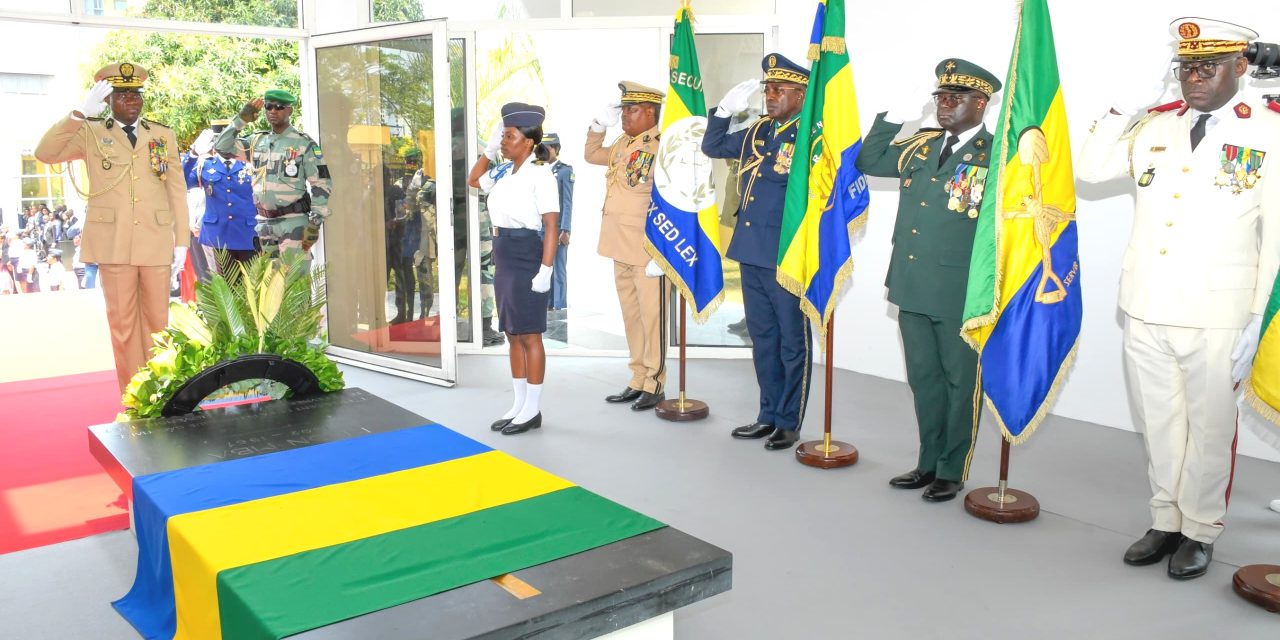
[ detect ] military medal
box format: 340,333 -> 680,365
774,142 -> 795,175
147,138 -> 168,180
285,162 -> 298,177
1216,144 -> 1266,192
946,163 -> 987,215
1138,166 -> 1155,187
967,208 -> 979,219
948,195 -> 962,210
101,159 -> 112,170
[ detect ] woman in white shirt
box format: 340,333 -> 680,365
467,102 -> 560,435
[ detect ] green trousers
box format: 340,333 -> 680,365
898,310 -> 981,482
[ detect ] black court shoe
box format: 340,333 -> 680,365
921,479 -> 963,502
490,418 -> 513,431
889,469 -> 936,490
631,390 -> 665,411
501,413 -> 542,435
1167,538 -> 1212,580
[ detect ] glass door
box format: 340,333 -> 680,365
308,21 -> 458,385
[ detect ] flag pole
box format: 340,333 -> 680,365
656,292 -> 709,421
796,313 -> 858,468
963,437 -> 1040,523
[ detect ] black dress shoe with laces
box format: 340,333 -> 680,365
1167,538 -> 1212,580
889,469 -> 936,489
921,479 -> 963,502
731,422 -> 775,439
605,387 -> 642,403
764,429 -> 800,450
490,418 -> 513,431
1123,529 -> 1183,566
501,413 -> 542,435
631,390 -> 664,411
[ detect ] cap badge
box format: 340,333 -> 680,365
945,60 -> 957,72
1178,22 -> 1201,39
120,62 -> 134,78
768,55 -> 777,69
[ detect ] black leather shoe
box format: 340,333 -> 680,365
631,390 -> 664,411
605,387 -> 642,403
727,318 -> 748,335
921,479 -> 963,502
764,429 -> 799,450
731,422 -> 775,439
1167,538 -> 1212,580
889,469 -> 936,489
501,413 -> 542,435
490,418 -> 513,431
1123,529 -> 1183,566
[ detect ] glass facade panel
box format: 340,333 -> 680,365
120,0 -> 299,28
573,0 -> 773,18
372,0 -> 559,24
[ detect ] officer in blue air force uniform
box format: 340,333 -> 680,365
543,132 -> 575,310
183,127 -> 257,273
703,53 -> 813,452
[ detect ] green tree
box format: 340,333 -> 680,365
372,0 -> 425,23
133,0 -> 298,28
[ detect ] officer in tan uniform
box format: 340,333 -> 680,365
585,81 -> 668,411
1079,17 -> 1280,580
35,63 -> 189,394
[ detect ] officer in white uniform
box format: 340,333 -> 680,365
1079,17 -> 1280,580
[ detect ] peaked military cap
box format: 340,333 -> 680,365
1170,17 -> 1257,60
542,132 -> 561,147
94,62 -> 147,90
934,58 -> 1001,97
263,89 -> 297,106
501,102 -> 546,128
618,81 -> 665,105
761,53 -> 809,86
209,118 -> 231,134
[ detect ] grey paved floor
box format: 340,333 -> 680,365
2,355 -> 1278,639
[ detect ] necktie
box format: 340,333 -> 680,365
1190,113 -> 1211,151
938,134 -> 960,167
225,159 -> 234,171
122,124 -> 136,147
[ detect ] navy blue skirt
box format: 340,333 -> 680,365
493,233 -> 548,335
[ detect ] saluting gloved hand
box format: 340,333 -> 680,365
1111,50 -> 1173,115
715,79 -> 759,118
590,102 -> 622,133
531,263 -> 553,293
75,80 -> 113,119
1232,313 -> 1264,384
484,121 -> 504,162
644,260 -> 664,278
190,130 -> 216,156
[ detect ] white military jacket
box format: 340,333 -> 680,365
1078,99 -> 1280,329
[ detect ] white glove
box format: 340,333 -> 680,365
191,130 -> 215,156
76,80 -> 113,119
1112,50 -> 1174,115
644,260 -> 664,278
171,246 -> 188,280
484,122 -> 503,162
1232,313 -> 1264,383
885,80 -> 936,124
531,263 -> 552,293
715,79 -> 759,118
590,102 -> 622,133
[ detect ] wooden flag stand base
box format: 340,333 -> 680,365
964,439 -> 1039,523
1233,565 -> 1280,613
656,294 -> 709,422
796,315 -> 858,469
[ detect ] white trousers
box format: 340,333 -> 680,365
1123,315 -> 1239,543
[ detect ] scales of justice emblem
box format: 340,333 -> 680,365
653,116 -> 716,214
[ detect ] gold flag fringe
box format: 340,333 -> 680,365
822,36 -> 846,55
807,44 -> 821,62
643,239 -> 726,324
1244,378 -> 1280,427
988,335 -> 1080,445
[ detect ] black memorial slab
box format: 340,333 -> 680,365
88,387 -> 733,640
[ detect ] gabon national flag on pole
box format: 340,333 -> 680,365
776,0 -> 870,332
645,1 -> 724,321
960,0 -> 1082,444
1245,275 -> 1280,426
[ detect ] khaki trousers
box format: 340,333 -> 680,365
1123,315 -> 1240,544
613,261 -> 667,393
100,264 -> 171,394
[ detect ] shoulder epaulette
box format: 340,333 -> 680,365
141,118 -> 169,129
890,128 -> 944,174
1147,100 -> 1188,116
86,116 -> 104,122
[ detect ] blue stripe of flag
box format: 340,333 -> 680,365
647,187 -> 723,313
804,139 -> 869,317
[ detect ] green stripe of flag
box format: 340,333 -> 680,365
216,487 -> 665,639
670,8 -> 705,115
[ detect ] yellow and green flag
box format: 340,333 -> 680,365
1245,275 -> 1280,425
776,0 -> 870,332
645,2 -> 724,320
961,0 -> 1081,444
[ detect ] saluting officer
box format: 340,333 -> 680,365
34,62 -> 189,394
214,89 -> 331,258
856,59 -> 1000,502
1079,17 -> 1280,580
585,82 -> 668,411
543,132 -> 575,311
703,53 -> 812,452
184,122 -> 257,274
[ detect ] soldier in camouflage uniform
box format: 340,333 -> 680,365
214,89 -> 331,257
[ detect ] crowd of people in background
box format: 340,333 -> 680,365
1,204 -> 96,294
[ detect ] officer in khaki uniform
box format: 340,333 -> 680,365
35,63 -> 189,394
856,59 -> 1000,501
1079,18 -> 1280,580
585,81 -> 668,411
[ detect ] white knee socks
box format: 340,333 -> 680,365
513,383 -> 542,423
503,378 -> 527,420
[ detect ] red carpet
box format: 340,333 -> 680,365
0,370 -> 129,554
348,315 -> 442,356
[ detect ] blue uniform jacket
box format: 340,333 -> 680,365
550,160 -> 574,233
701,113 -> 799,268
183,154 -> 258,251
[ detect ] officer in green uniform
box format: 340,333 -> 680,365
214,89 -> 331,258
855,59 -> 1001,502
